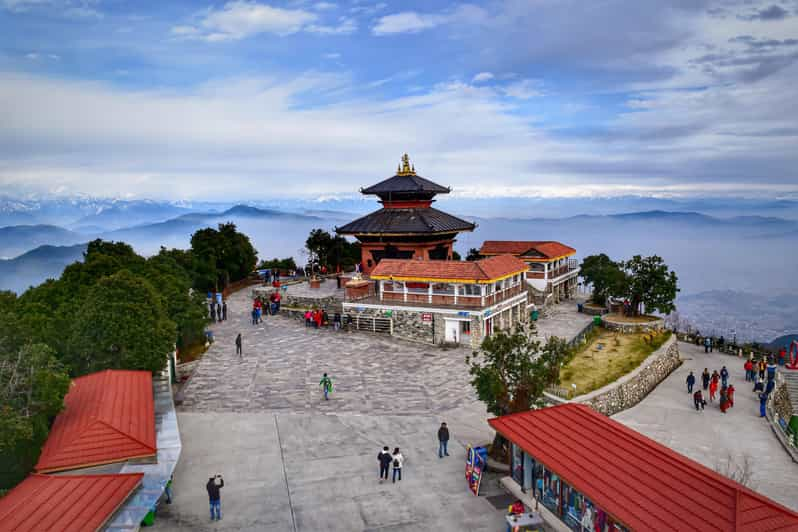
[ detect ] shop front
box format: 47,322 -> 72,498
489,403 -> 798,532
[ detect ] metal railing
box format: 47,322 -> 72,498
345,314 -> 393,334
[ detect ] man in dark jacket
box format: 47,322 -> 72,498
378,446 -> 392,482
686,371 -> 695,393
438,422 -> 450,458
720,366 -> 729,387
235,333 -> 242,357
206,475 -> 224,521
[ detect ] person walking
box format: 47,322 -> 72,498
235,333 -> 242,357
701,368 -> 710,391
251,307 -> 258,325
378,446 -> 392,482
704,337 -> 711,353
727,384 -> 735,408
216,302 -> 222,323
758,359 -> 766,380
709,377 -> 718,403
210,303 -> 217,322
758,391 -> 768,417
438,422 -> 450,458
686,371 -> 695,393
222,301 -> 228,321
320,373 -> 333,400
391,448 -> 404,483
767,358 -> 777,382
720,366 -> 729,388
164,474 -> 173,504
693,389 -> 705,411
744,359 -> 753,382
719,386 -> 729,414
333,312 -> 342,331
206,474 -> 224,521
305,310 -> 312,327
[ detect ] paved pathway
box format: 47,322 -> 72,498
532,298 -> 592,344
614,341 -> 798,511
157,289 -> 506,532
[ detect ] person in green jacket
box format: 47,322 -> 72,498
320,373 -> 333,400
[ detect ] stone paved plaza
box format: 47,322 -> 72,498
180,290 -> 481,415
157,289 -> 508,532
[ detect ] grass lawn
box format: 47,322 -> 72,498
558,327 -> 671,398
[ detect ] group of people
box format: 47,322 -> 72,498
377,447 -> 404,483
686,366 -> 736,413
209,298 -> 227,322
304,309 -> 346,330
687,355 -> 780,417
250,292 -> 281,324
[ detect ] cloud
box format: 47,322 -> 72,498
2,67 -> 796,200
307,16 -> 356,35
472,72 -> 494,83
173,1 -> 318,41
501,79 -> 542,99
738,4 -> 790,21
313,2 -> 336,10
323,52 -> 341,59
1,0 -> 101,17
372,4 -> 487,35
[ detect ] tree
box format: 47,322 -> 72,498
0,344 -> 70,489
66,270 -> 176,376
466,248 -> 482,261
466,325 -> 569,460
451,250 -> 462,261
624,255 -> 679,315
190,223 -> 258,290
258,257 -> 298,271
305,229 -> 360,271
579,254 -> 627,306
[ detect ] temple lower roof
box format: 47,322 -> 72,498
336,207 -> 476,236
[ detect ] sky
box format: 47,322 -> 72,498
1,0 -> 797,200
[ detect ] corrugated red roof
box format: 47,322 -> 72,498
36,370 -> 156,473
489,404 -> 798,532
0,473 -> 142,532
480,240 -> 576,260
370,255 -> 528,282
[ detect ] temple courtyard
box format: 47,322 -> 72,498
155,289 -> 798,531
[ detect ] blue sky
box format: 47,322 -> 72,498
1,0 -> 797,200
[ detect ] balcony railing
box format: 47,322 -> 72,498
526,259 -> 579,280
379,284 -> 524,309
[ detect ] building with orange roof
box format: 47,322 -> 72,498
36,369 -> 156,473
479,240 -> 579,304
0,473 -> 143,532
343,254 -> 529,347
489,403 -> 798,531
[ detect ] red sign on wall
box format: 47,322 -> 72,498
421,313 -> 433,322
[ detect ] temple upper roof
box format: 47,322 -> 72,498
361,154 -> 450,201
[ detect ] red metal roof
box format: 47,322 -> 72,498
479,240 -> 576,260
36,370 -> 156,473
370,255 -> 528,282
0,473 -> 142,532
489,404 -> 798,532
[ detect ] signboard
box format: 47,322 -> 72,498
457,311 -> 469,317
465,445 -> 487,496
421,313 -> 433,322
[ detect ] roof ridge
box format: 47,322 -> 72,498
93,418 -> 157,454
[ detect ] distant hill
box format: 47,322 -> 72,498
767,334 -> 798,350
0,243 -> 86,293
70,201 -> 196,231
0,224 -> 85,259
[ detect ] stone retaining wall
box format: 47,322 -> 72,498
601,316 -> 665,334
574,334 -> 681,416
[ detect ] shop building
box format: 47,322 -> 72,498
342,254 -> 529,348
479,240 -> 579,304
336,154 -> 475,274
489,403 -> 798,532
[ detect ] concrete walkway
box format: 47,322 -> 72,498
613,341 -> 798,511
155,289 -> 506,532
532,299 -> 592,344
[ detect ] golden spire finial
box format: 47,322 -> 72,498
397,153 -> 416,176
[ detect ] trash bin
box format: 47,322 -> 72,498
577,303 -> 584,313
531,310 -> 539,321
141,509 -> 155,527
790,415 -> 798,447
593,316 -> 602,326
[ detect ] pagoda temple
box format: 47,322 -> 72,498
336,154 -> 476,274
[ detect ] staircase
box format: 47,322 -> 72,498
782,370 -> 798,417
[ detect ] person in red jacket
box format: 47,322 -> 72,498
744,359 -> 753,382
727,384 -> 735,408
